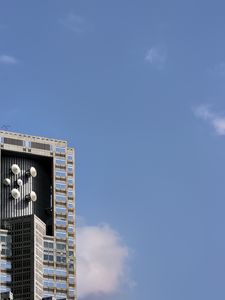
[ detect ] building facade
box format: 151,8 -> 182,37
0,130 -> 76,300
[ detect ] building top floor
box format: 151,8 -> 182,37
0,130 -> 74,157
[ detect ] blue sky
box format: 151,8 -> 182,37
1,1 -> 225,299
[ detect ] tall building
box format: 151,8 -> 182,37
0,130 -> 76,300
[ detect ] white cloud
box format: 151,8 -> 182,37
145,46 -> 167,69
212,118 -> 225,135
77,223 -> 131,299
0,55 -> 18,65
194,105 -> 225,136
59,13 -> 87,34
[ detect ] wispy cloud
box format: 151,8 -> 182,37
145,46 -> 167,69
77,222 -> 133,299
194,105 -> 225,136
0,55 -> 18,65
59,13 -> 88,34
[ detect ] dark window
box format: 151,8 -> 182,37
4,137 -> 23,146
31,141 -> 50,151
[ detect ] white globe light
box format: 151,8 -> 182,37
11,189 -> 20,200
3,178 -> 11,186
30,167 -> 37,178
11,164 -> 21,175
30,191 -> 37,202
25,191 -> 37,202
17,179 -> 23,187
26,167 -> 37,178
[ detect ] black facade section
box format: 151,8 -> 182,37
10,217 -> 34,299
0,150 -> 53,233
31,142 -> 50,151
2,215 -> 46,300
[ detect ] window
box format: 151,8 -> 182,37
67,165 -> 73,173
68,213 -> 74,221
55,147 -> 66,154
0,261 -> 11,269
43,293 -> 54,299
43,280 -> 55,288
56,281 -> 67,289
49,255 -> 54,261
0,235 -> 11,243
68,202 -> 74,209
0,274 -> 11,282
55,268 -> 67,277
68,154 -> 73,161
4,249 -> 11,256
56,170 -> 67,178
69,262 -> 74,270
56,194 -> 66,203
56,292 -> 67,298
44,254 -> 54,262
56,182 -> 67,190
55,159 -> 66,166
43,267 -> 54,275
44,241 -> 54,249
56,243 -> 66,251
56,206 -> 67,215
68,238 -> 74,246
68,190 -> 74,197
69,288 -> 75,296
56,255 -> 66,263
56,219 -> 67,227
69,276 -> 75,284
68,178 -> 74,185
56,231 -> 66,239
0,287 -> 11,293
68,226 -> 74,233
